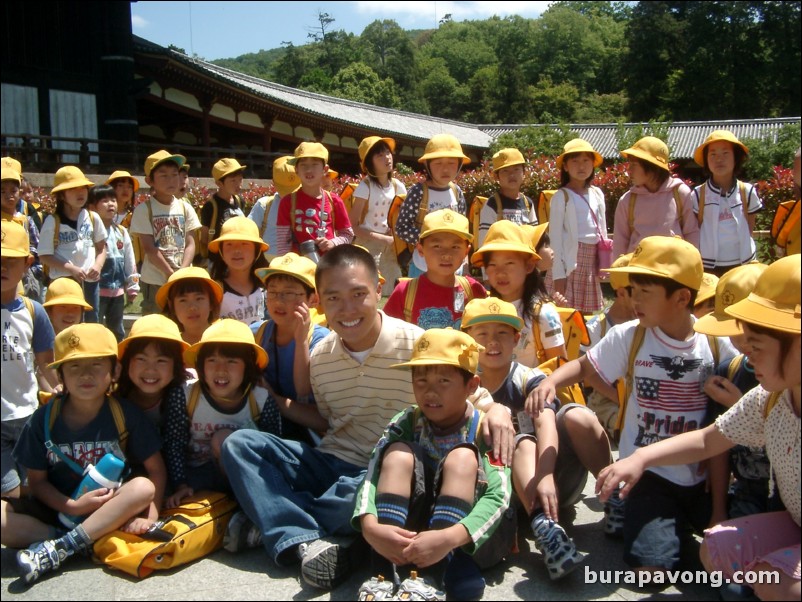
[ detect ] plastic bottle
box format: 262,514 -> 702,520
58,452 -> 126,528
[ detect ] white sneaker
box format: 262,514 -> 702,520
299,536 -> 352,589
223,511 -> 262,553
392,571 -> 445,601
531,514 -> 586,580
603,488 -> 625,538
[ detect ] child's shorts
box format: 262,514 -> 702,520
704,511 -> 801,580
623,471 -> 711,570
2,417 -> 29,494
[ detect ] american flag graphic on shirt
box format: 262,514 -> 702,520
635,375 -> 707,412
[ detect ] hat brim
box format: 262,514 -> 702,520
471,242 -> 539,267
603,265 -> 700,290
254,267 -> 315,290
391,357 -> 469,370
420,228 -> 473,244
155,277 -> 224,310
48,350 -> 116,370
693,313 -> 742,337
725,294 -> 801,334
214,166 -> 247,182
106,174 -> 140,192
556,151 -> 603,170
418,152 -> 471,165
183,340 -> 268,370
117,330 -> 190,359
207,233 -> 269,255
1,248 -> 30,258
361,138 -> 397,172
621,148 -> 669,172
461,314 -> 523,332
147,155 -> 186,177
51,177 -> 96,194
42,296 -> 93,310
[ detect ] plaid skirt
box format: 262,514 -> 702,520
566,242 -> 603,313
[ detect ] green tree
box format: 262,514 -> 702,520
328,63 -> 401,108
529,76 -> 580,122
488,123 -> 577,157
359,20 -> 416,87
615,120 -> 672,153
741,124 -> 801,181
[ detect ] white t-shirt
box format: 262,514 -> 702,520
219,287 -> 266,326
587,320 -> 736,486
38,209 -> 106,280
353,178 -> 406,234
130,197 -> 201,286
716,387 -> 800,526
410,187 -> 459,273
512,298 -> 565,369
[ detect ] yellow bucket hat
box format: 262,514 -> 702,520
42,277 -> 92,309
695,273 -> 720,307
621,136 -> 670,172
207,216 -> 269,255
393,328 -> 483,373
184,318 -> 268,369
2,157 -> 22,173
255,252 -> 317,290
608,253 -> 633,290
604,236 -> 703,290
693,130 -> 749,167
526,223 -> 550,252
418,134 -> 470,165
358,136 -> 396,173
326,170 -> 339,180
556,139 -> 603,170
49,323 -> 118,369
288,142 -> 328,165
725,255 -> 800,334
51,166 -> 95,194
272,156 -> 301,198
694,263 -> 769,337
472,220 -> 539,267
1,219 -> 30,257
117,314 -> 190,359
419,209 -> 472,243
1,167 -> 21,185
105,170 -> 140,192
212,158 -> 247,182
492,148 -> 526,172
461,297 -> 524,332
155,266 -> 225,310
144,150 -> 186,178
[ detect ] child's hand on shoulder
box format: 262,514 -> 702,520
703,375 -> 741,408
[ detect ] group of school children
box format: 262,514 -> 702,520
0,131 -> 799,602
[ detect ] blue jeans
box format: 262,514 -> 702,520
221,430 -> 366,565
98,295 -> 125,341
83,280 -> 100,323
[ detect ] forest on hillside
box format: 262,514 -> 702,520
202,1 -> 801,125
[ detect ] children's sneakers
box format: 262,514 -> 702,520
223,511 -> 262,553
298,536 -> 353,589
392,570 -> 445,601
603,488 -> 625,538
358,574 -> 397,601
17,540 -> 66,584
531,513 -> 586,580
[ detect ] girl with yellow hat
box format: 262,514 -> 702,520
163,319 -> 281,508
597,255 -> 801,601
106,170 -> 140,231
208,216 -> 269,326
157,267 -> 223,345
349,136 -> 407,293
612,136 -> 699,260
690,130 -> 763,277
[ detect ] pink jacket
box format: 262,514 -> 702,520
612,177 -> 699,259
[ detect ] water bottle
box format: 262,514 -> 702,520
299,239 -> 320,264
58,452 -> 126,528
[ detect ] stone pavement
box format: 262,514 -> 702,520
2,462 -> 723,602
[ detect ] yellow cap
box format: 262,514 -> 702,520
695,273 -> 720,307
117,314 -> 189,359
393,328 -> 483,373
42,277 -> 93,309
207,216 -> 268,255
471,220 -> 539,267
155,266 -> 224,310
525,223 -> 550,252
556,139 -> 603,170
1,219 -> 30,257
621,136 -> 670,172
326,170 -> 339,180
50,166 -> 95,194
608,253 -> 633,290
288,142 -> 328,165
184,318 -> 268,369
105,170 -> 140,192
1,167 -> 21,185
418,134 -> 470,165
419,209 -> 472,242
212,158 -> 247,182
492,148 -> 525,172
724,255 -> 800,334
272,156 -> 302,198
693,130 -> 749,167
461,297 -> 523,332
694,263 -> 769,336
50,323 -> 118,369
358,136 -> 396,173
144,150 -> 186,178
604,236 -> 703,290
1,157 -> 22,173
255,252 -> 317,290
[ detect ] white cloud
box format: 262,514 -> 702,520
131,14 -> 148,30
352,0 -> 551,26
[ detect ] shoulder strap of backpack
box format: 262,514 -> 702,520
402,277 -> 417,324
417,185 -> 429,230
628,193 -> 637,231
322,190 -> 336,230
698,186 -> 706,228
455,276 -> 474,303
259,197 -> 274,238
493,192 -> 503,219
44,395 -> 84,475
52,213 -> 61,251
247,389 -> 259,421
108,396 -> 128,453
738,181 -> 747,210
22,295 -> 35,324
727,354 -> 745,382
531,300 -> 546,362
255,320 -> 269,347
764,391 -> 782,419
209,198 -> 219,239
673,187 -> 684,229
616,324 -> 647,438
707,334 -> 720,367
187,382 -> 201,420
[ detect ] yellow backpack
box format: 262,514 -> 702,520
530,302 -> 591,364
536,189 -> 566,224
469,192 -> 532,243
771,199 -> 801,256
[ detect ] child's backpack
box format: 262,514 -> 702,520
530,302 -> 591,364
770,199 -> 800,256
397,275 -> 476,324
341,179 -> 401,227
536,190 -> 560,224
92,490 -> 238,578
694,181 -> 747,228
468,192 -> 533,243
614,324 -> 720,440
196,195 -> 243,262
42,210 -> 102,284
537,356 -> 587,406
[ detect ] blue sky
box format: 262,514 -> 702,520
131,1 -> 551,61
